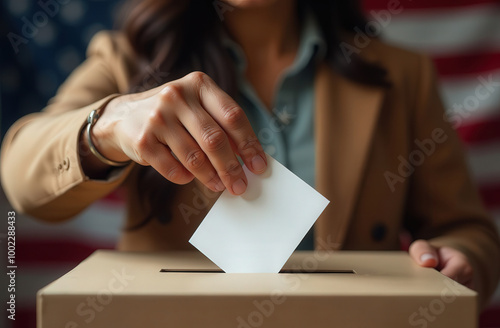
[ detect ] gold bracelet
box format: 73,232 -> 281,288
86,109 -> 131,167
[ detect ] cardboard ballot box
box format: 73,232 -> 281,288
37,251 -> 477,328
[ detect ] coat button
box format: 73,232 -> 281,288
63,158 -> 70,170
371,223 -> 387,242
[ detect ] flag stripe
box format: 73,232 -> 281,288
15,202 -> 124,242
479,183 -> 500,209
17,238 -> 113,265
367,4 -> 500,55
456,114 -> 500,145
364,0 -> 500,11
465,142 -> 500,184
439,69 -> 500,126
433,52 -> 500,77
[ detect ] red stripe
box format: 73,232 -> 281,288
12,307 -> 36,328
455,114 -> 500,145
363,0 -> 500,11
433,52 -> 500,77
16,238 -> 114,265
480,306 -> 500,326
478,183 -> 500,209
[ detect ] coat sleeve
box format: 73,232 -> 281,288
405,55 -> 500,309
0,32 -> 135,222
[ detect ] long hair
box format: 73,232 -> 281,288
120,0 -> 389,230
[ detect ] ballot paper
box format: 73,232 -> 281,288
189,154 -> 330,273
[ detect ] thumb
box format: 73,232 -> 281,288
408,239 -> 439,268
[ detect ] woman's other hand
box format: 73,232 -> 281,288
88,71 -> 267,195
409,239 -> 474,289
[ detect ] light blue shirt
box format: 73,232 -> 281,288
223,12 -> 326,250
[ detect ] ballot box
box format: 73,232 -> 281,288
37,250 -> 477,328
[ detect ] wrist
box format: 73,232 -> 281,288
91,97 -> 130,163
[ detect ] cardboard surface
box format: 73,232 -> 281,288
37,251 -> 477,328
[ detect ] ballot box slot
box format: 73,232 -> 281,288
280,269 -> 355,274
160,269 -> 355,274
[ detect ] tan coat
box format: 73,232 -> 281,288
1,32 -> 499,307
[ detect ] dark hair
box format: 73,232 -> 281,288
120,0 -> 389,230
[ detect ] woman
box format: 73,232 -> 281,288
1,0 -> 499,308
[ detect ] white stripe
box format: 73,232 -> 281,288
465,142 -> 500,185
16,201 -> 125,244
371,4 -> 500,55
439,69 -> 500,126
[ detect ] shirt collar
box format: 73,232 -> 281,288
221,10 -> 327,74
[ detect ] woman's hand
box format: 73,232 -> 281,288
90,71 -> 267,195
409,239 -> 474,289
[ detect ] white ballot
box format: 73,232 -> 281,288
189,154 -> 330,273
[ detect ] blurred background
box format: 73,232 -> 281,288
1,0 -> 499,327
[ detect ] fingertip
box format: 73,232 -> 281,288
409,239 -> 439,267
205,180 -> 225,193
214,180 -> 226,192
250,154 -> 267,174
231,178 -> 247,195
175,173 -> 195,185
419,253 -> 438,267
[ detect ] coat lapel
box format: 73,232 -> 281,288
314,63 -> 385,250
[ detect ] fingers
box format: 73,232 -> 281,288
182,113 -> 248,195
176,105 -> 248,195
439,255 -> 471,284
138,138 -> 194,185
131,71 -> 267,195
187,72 -> 267,174
158,120 -> 227,193
409,241 -> 474,289
408,239 -> 439,268
437,247 -> 474,287
158,83 -> 246,195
